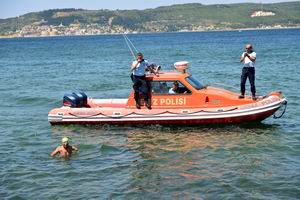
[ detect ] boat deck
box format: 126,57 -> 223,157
89,99 -> 128,108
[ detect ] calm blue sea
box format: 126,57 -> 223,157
0,29 -> 299,199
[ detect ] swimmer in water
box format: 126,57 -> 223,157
51,137 -> 78,158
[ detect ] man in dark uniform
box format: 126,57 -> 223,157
131,52 -> 151,109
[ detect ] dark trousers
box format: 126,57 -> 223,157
240,67 -> 256,96
132,75 -> 149,104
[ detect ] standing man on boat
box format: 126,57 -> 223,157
131,52 -> 151,109
239,44 -> 257,100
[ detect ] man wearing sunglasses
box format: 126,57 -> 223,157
239,44 -> 257,100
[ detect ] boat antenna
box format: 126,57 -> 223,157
123,33 -> 139,59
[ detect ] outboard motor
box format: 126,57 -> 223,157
63,91 -> 89,108
63,93 -> 80,107
72,91 -> 88,107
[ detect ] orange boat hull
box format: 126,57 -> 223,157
49,109 -> 278,125
48,94 -> 286,125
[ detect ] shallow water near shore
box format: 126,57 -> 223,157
0,29 -> 300,199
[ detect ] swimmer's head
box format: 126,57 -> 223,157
62,137 -> 69,144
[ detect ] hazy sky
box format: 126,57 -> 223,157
0,0 -> 297,19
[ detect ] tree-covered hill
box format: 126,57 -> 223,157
1,2 -> 299,36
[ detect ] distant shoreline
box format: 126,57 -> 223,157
1,26 -> 299,39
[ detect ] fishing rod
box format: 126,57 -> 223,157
124,33 -> 139,53
123,33 -> 139,59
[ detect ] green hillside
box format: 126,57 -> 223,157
1,2 -> 300,36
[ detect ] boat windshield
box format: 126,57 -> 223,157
186,76 -> 204,90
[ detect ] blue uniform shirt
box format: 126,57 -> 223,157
132,60 -> 149,76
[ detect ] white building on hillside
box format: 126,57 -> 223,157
251,10 -> 275,17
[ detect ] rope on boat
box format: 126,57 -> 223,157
67,107 -> 239,119
68,112 -> 104,118
273,100 -> 287,119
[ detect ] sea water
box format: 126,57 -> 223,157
0,29 -> 299,199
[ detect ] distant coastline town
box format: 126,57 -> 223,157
1,3 -> 300,38
2,23 -> 299,39
2,21 -> 299,39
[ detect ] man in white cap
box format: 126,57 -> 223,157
51,137 -> 78,158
